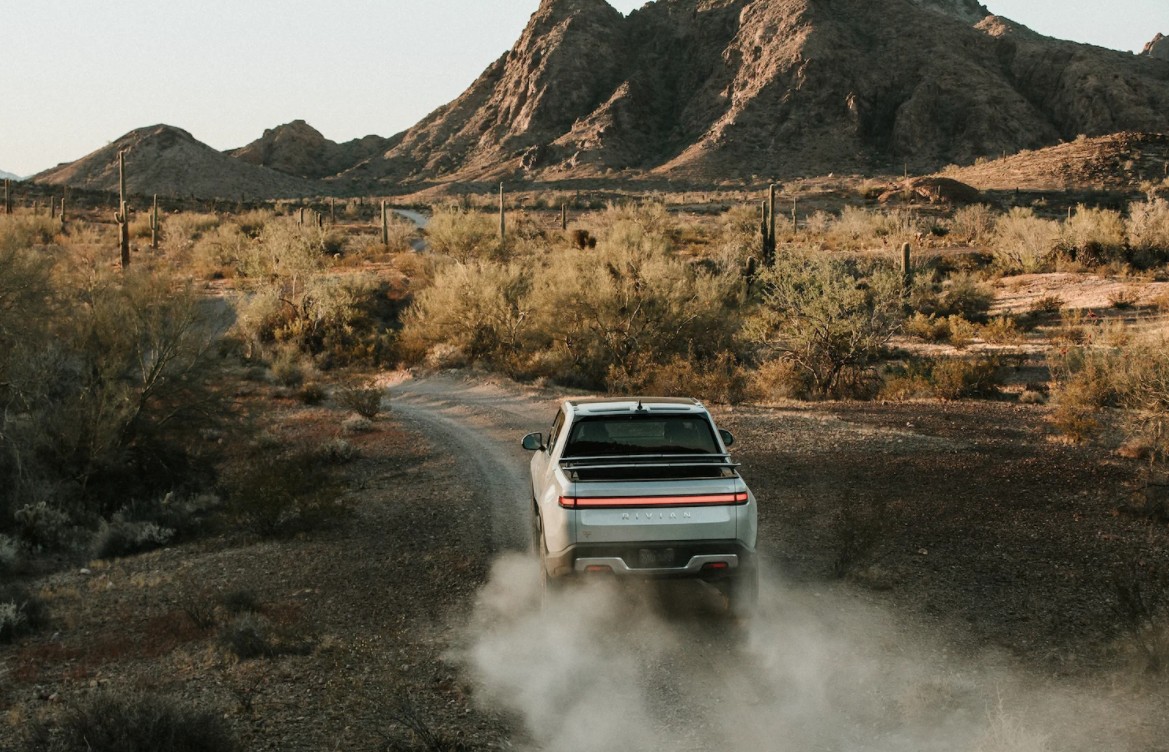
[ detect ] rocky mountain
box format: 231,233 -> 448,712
229,120 -> 397,180
1145,33 -> 1169,61
338,0 -> 1169,190
33,125 -> 316,200
0,170 -> 20,182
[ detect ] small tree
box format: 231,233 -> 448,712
747,253 -> 903,396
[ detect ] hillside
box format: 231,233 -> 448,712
0,170 -> 20,182
33,125 -> 317,200
229,120 -> 397,180
338,0 -> 1169,190
940,132 -> 1169,191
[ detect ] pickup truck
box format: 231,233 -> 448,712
522,397 -> 758,614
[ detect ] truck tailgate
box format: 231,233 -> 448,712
568,478 -> 744,544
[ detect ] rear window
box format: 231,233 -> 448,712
563,414 -> 720,457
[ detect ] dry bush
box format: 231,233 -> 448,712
881,356 -> 1003,400
746,253 -> 903,396
1029,295 -> 1065,314
904,312 -> 953,343
0,213 -> 59,252
237,216 -> 328,279
401,260 -> 534,373
948,203 -> 998,244
937,272 -> 994,321
1061,205 -> 1126,266
162,212 -> 220,255
0,584 -> 48,643
190,222 -> 250,278
747,357 -> 810,401
236,272 -> 397,368
24,691 -> 238,752
929,356 -> 1003,399
1109,286 -> 1142,310
225,448 -> 345,538
980,316 -> 1024,345
219,612 -> 315,660
1127,198 -> 1169,266
613,351 -> 747,405
530,239 -> 741,389
334,383 -> 384,418
234,208 -> 275,237
993,207 -> 1060,273
2,263 -> 231,527
425,205 -> 501,262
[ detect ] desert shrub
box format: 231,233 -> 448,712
24,692 -> 238,752
319,438 -> 359,464
0,214 -> 59,252
268,344 -> 307,387
593,200 -> 676,252
13,502 -> 78,550
746,253 -> 903,396
980,316 -> 1024,345
92,513 -> 175,559
425,205 -> 501,262
219,612 -> 314,660
236,217 -> 328,279
948,204 -> 997,244
1127,198 -> 1169,266
341,415 -> 374,435
298,381 -> 326,405
226,449 -> 343,537
904,312 -> 953,342
1030,295 -> 1065,314
1109,287 -> 1142,309
1061,205 -> 1126,266
0,534 -> 20,573
401,260 -> 534,372
530,242 -> 741,389
937,272 -> 994,321
993,207 -> 1060,273
881,356 -> 1003,400
929,356 -> 1003,399
334,384 -> 383,418
614,351 -> 747,404
234,208 -> 275,237
747,358 -> 811,401
237,273 -> 398,368
163,212 -> 220,255
190,223 -> 250,278
0,584 -> 48,643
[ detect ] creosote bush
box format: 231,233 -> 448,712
993,207 -> 1060,273
745,252 -> 903,397
25,692 -> 238,752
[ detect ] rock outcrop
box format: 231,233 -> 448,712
1144,33 -> 1169,61
229,120 -> 394,180
33,125 -> 315,199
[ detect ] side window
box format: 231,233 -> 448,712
547,410 -> 566,453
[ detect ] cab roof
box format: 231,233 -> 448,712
565,397 -> 707,416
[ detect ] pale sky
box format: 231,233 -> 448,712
2,0 -> 1166,177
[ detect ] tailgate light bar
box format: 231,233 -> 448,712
559,492 -> 748,509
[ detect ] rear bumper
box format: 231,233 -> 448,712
544,540 -> 756,579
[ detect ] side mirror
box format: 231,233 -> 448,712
522,432 -> 545,451
718,429 -> 735,448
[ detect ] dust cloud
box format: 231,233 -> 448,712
462,554 -> 1155,752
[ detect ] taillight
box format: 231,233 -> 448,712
584,565 -> 611,574
559,493 -> 749,509
702,561 -> 730,572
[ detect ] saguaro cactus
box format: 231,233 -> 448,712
2,179 -> 9,215
900,242 -> 913,288
561,203 -> 567,231
498,182 -> 506,242
380,200 -> 389,246
759,183 -> 777,267
329,197 -> 336,225
150,194 -> 160,249
114,150 -> 130,268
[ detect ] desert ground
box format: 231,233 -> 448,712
3,365 -> 1168,751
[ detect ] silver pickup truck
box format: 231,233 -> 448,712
522,397 -> 758,614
